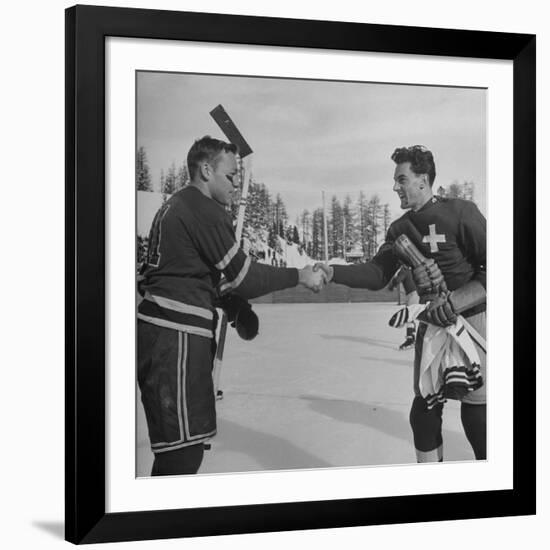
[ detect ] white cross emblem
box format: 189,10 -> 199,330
422,224 -> 446,252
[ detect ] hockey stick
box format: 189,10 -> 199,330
212,167 -> 252,398
209,105 -> 253,399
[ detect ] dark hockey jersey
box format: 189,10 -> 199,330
138,186 -> 297,337
333,197 -> 486,300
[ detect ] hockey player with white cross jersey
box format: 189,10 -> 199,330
316,145 -> 487,463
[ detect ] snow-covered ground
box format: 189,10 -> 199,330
136,303 -> 474,476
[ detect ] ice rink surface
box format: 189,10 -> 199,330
137,303 -> 474,476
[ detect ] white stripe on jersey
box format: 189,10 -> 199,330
144,293 -> 213,320
219,281 -> 232,294
215,241 -> 239,270
137,314 -> 213,338
229,256 -> 251,290
151,431 -> 217,452
176,332 -> 185,441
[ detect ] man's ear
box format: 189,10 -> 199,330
198,161 -> 211,181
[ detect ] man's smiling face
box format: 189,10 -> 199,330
393,162 -> 428,211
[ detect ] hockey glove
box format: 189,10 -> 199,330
412,258 -> 445,295
425,293 -> 457,327
218,294 -> 259,341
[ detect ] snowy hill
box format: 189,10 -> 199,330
248,234 -> 316,269
137,190 -> 164,237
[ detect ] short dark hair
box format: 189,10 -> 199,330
187,136 -> 238,180
391,145 -> 436,186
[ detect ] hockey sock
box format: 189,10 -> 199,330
406,323 -> 415,338
151,443 -> 205,476
461,403 -> 487,460
410,396 -> 443,462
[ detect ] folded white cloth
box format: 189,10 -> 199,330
389,304 -> 425,328
389,304 -> 484,407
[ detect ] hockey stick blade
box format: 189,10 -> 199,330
210,104 -> 253,158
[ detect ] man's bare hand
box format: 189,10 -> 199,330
313,262 -> 334,284
299,265 -> 326,293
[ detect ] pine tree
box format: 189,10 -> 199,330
463,181 -> 475,201
292,225 -> 300,245
331,195 -> 343,258
160,170 -> 166,202
300,209 -> 311,250
244,181 -> 270,234
447,180 -> 464,199
438,181 -> 476,203
382,203 -> 391,237
240,181 -> 271,257
176,163 -> 189,191
272,194 -> 288,237
311,208 -> 325,260
283,225 -> 290,243
367,195 -> 381,258
267,222 -> 278,251
357,190 -> 369,256
267,220 -> 282,256
343,194 -> 353,256
162,162 -> 178,196
136,146 -> 152,191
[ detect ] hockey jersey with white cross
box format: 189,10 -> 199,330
385,196 -> 486,291
332,197 -> 486,300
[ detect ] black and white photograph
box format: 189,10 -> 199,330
1,0 -> 541,547
135,71 -> 487,477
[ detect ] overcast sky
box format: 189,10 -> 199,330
137,71 -> 486,222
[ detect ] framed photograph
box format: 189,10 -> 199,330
65,5 -> 535,544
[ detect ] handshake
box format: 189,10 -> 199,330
298,263 -> 334,293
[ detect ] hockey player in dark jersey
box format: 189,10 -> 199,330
316,145 -> 486,463
138,136 -> 325,476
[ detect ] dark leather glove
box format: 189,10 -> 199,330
218,294 -> 259,341
412,259 -> 445,295
425,293 -> 457,327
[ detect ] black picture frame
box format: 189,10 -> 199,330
65,4 -> 536,544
